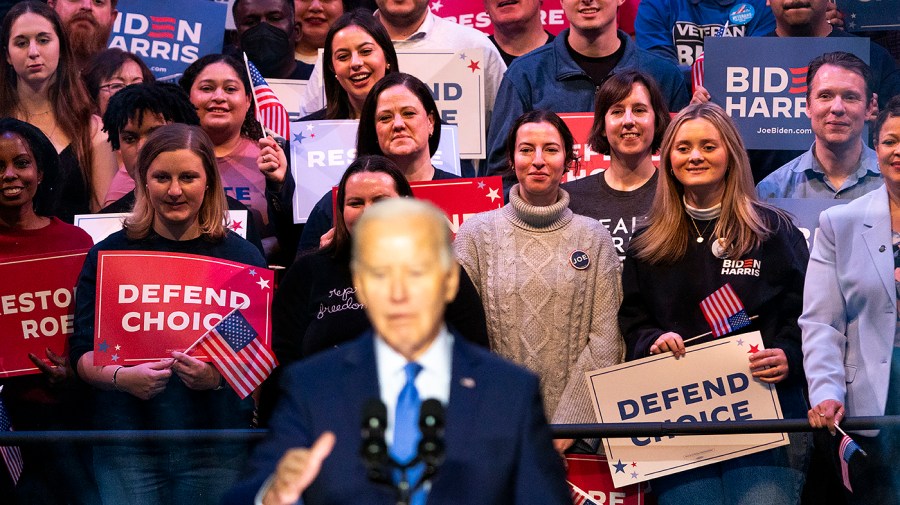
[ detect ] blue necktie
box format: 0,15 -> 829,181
392,362 -> 425,505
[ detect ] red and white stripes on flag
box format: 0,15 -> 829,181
198,310 -> 277,399
839,433 -> 863,492
244,57 -> 290,140
568,480 -> 597,505
0,394 -> 23,484
699,283 -> 750,337
691,53 -> 705,94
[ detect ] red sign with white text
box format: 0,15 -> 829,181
566,454 -> 653,504
0,250 -> 88,378
410,177 -> 505,237
94,251 -> 273,365
558,113 -> 612,184
434,0 -> 569,35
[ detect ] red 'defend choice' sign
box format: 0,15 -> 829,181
94,251 -> 273,366
566,454 -> 651,504
410,177 -> 505,237
0,250 -> 88,378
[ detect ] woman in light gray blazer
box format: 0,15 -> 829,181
800,95 -> 900,505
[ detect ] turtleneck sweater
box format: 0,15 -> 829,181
454,184 -> 625,426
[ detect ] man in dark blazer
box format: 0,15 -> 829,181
229,198 -> 570,505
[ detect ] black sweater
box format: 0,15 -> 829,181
618,209 -> 810,418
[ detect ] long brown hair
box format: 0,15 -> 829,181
125,124 -> 228,241
0,1 -> 96,207
630,103 -> 792,264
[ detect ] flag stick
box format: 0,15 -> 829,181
242,52 -> 267,141
835,425 -> 868,456
183,307 -> 240,355
682,315 -> 759,344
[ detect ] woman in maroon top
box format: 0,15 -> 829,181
0,117 -> 98,504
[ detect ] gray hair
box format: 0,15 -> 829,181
351,198 -> 453,271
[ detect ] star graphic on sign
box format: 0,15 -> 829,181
115,345 -> 121,351
748,344 -> 760,354
293,132 -> 306,143
736,338 -> 744,346
631,461 -> 637,467
851,13 -> 856,19
230,220 -> 243,232
98,340 -> 109,353
613,459 -> 627,473
476,180 -> 486,189
467,60 -> 480,72
631,471 -> 639,479
306,124 -> 315,131
311,133 -> 316,138
486,187 -> 500,202
458,52 -> 467,60
849,21 -> 856,29
111,354 -> 119,362
249,269 -> 257,276
257,277 -> 271,290
430,0 -> 443,12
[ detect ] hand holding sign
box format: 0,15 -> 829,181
650,332 -> 686,358
748,347 -> 789,383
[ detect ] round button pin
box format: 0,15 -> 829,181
570,250 -> 590,270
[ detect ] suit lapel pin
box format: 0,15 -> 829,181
880,245 -> 886,252
460,377 -> 475,388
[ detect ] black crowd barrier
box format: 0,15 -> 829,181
1,416 -> 899,445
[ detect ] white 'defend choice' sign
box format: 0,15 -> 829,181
397,49 -> 485,159
290,120 -> 460,223
586,331 -> 788,488
74,211 -> 249,244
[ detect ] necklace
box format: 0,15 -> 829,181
689,216 -> 713,243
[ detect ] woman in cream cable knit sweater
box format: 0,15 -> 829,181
454,110 -> 624,454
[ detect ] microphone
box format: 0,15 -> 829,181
418,399 -> 445,479
360,398 -> 391,484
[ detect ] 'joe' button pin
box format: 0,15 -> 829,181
570,250 -> 590,270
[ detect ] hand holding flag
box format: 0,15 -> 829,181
243,55 -> 290,141
685,283 -> 756,344
190,309 -> 277,399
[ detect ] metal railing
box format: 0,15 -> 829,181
1,416 -> 897,445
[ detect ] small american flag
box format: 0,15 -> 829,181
198,310 -> 277,399
839,433 -> 863,492
0,393 -> 23,484
700,283 -> 752,337
691,53 -> 704,94
245,57 -> 290,140
568,481 -> 597,505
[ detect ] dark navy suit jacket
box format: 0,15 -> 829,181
227,330 -> 570,504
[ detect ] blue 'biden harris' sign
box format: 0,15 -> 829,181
108,0 -> 227,81
837,0 -> 900,32
704,37 -> 869,150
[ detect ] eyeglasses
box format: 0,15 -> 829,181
99,79 -> 144,94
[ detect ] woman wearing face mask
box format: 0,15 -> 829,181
619,103 -> 810,505
69,124 -> 266,505
0,1 -> 117,222
562,70 -> 670,259
233,0 -> 313,80
454,109 -> 624,455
